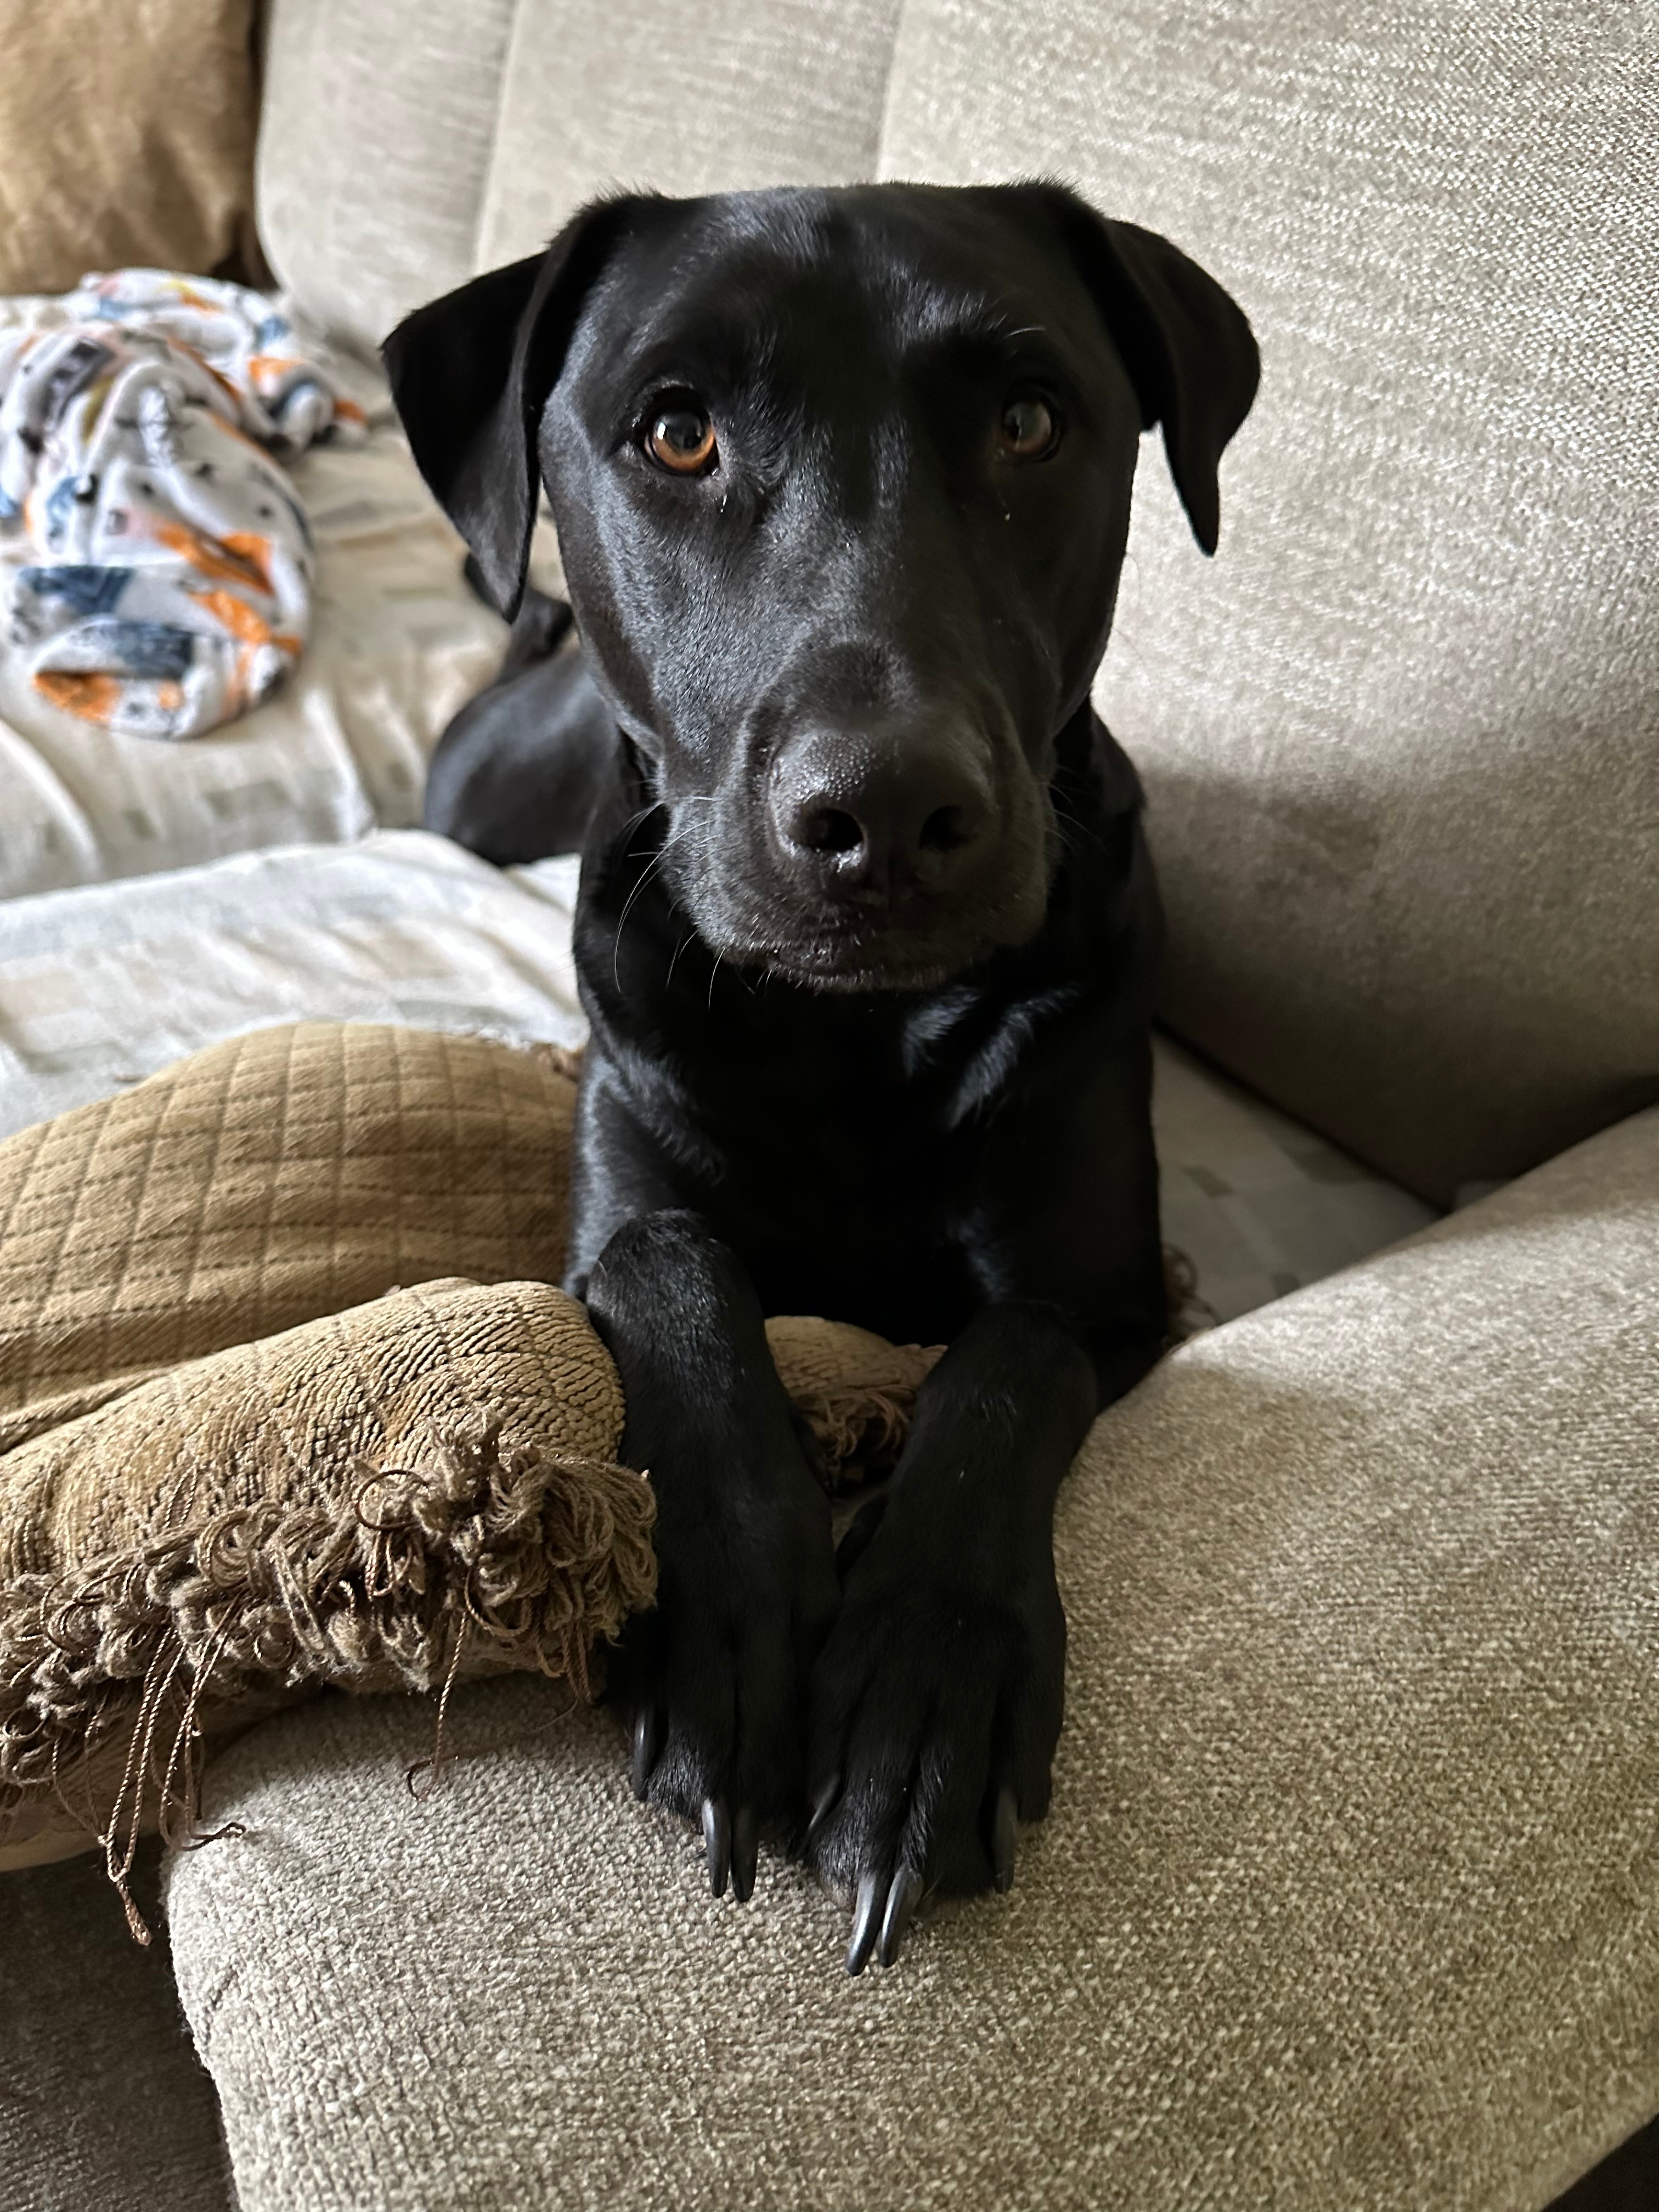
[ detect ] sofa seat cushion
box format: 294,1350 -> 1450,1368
0,424 -> 512,901
161,1107 -> 1659,2211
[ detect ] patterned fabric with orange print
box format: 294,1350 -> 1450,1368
0,272 -> 365,740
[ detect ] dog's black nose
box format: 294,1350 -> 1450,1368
769,730 -> 993,900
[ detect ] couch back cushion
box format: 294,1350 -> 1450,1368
880,1 -> 1659,1203
258,0 -> 1658,1204
258,0 -> 902,353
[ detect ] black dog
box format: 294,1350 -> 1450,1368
385,183 -> 1256,1973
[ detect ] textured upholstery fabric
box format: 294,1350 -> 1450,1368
0,0 -> 256,297
164,1108 -> 1659,2211
0,1261 -> 642,1874
879,1 -> 1659,1204
258,0 -> 903,354
256,0 -> 522,356
1,1843 -> 232,2211
477,0 -> 904,266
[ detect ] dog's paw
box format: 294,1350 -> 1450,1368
618,1487 -> 839,1903
805,1548 -> 1065,1972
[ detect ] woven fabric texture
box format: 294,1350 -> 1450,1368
0,1277 -> 621,1583
257,0 -> 902,356
1,1842 -> 232,2212
163,1106 -> 1659,2211
879,0 -> 1659,1203
0,1272 -> 645,1877
0,1020 -> 599,1875
0,1021 -> 577,1443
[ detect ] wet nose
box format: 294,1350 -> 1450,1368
769,729 -> 994,899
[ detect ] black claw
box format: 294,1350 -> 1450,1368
878,1865 -> 922,1967
991,1784 -> 1018,1894
631,1706 -> 663,1800
731,1803 -> 759,1903
846,1869 -> 884,1976
702,1796 -> 731,1898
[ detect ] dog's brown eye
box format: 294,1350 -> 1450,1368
998,393 -> 1059,461
645,400 -> 718,476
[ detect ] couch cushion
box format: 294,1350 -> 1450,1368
0,426 -> 512,900
879,2 -> 1659,1204
1,1843 -> 232,2212
162,1105 -> 1659,2210
0,0 -> 256,297
258,0 -> 905,356
475,0 -> 905,270
256,0 -> 522,358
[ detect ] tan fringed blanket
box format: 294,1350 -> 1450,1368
0,1023 -> 940,1925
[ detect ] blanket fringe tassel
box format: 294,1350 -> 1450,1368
0,1424 -> 657,1934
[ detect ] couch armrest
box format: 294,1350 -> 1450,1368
163,1109 -> 1659,2211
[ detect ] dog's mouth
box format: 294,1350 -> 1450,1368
698,879 -> 1052,995
746,932 -> 980,995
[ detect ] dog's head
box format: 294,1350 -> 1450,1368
386,184 -> 1257,991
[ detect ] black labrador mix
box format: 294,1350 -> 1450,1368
385,183 -> 1257,1974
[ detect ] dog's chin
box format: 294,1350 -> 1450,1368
759,942 -> 974,995
720,907 -> 1046,996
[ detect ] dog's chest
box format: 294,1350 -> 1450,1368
641,1002 -> 1007,1335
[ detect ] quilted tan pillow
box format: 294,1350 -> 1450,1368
0,1024 -> 940,1916
0,0 -> 258,295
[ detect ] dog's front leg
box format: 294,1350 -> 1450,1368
585,1209 -> 840,1901
805,1302 -> 1149,1972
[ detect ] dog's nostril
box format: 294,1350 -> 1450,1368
919,804 -> 974,854
800,808 -> 864,855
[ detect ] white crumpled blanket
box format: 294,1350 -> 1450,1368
0,271 -> 365,740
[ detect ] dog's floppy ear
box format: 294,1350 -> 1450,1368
382,196 -> 638,618
1037,185 -> 1259,556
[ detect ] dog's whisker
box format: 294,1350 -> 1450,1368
612,849 -> 672,992
619,797 -> 669,840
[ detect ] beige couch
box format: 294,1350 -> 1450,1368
3,3 -> 1656,2208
